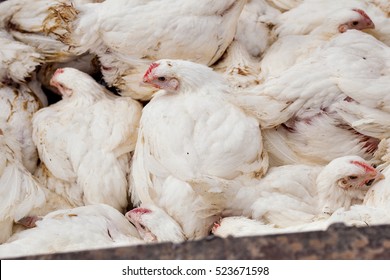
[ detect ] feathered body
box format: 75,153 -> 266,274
0,130 -> 46,243
214,204 -> 390,237
260,7 -> 375,79
0,30 -> 42,83
0,0 -> 103,62
274,0 -> 390,46
319,30 -> 390,166
234,30 -> 387,166
43,0 -> 246,100
226,156 -> 382,227
32,68 -> 142,212
126,203 -> 185,243
364,164 -> 390,208
0,204 -> 143,259
211,0 -> 280,90
130,59 -> 268,239
0,30 -> 49,173
234,0 -> 280,59
0,82 -> 45,173
265,0 -> 301,11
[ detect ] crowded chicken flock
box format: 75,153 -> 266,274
1,0 -> 390,258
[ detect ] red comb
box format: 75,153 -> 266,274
143,62 -> 160,80
130,208 -> 152,215
352,9 -> 371,21
54,68 -> 64,76
212,221 -> 221,233
351,160 -> 376,173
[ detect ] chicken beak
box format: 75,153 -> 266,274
139,80 -> 150,88
365,171 -> 385,187
365,19 -> 375,30
374,172 -> 385,182
140,75 -> 153,88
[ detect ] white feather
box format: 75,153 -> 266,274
0,204 -> 143,259
131,59 -> 268,239
43,0 -> 246,100
33,68 -> 142,212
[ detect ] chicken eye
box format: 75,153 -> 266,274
366,179 -> 375,186
157,77 -> 166,81
348,175 -> 358,180
352,21 -> 359,26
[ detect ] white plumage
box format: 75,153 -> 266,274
0,30 -> 42,83
212,0 -> 280,90
234,29 -> 387,166
32,67 -> 142,212
0,204 -> 143,259
130,59 -> 268,239
2,0 -> 390,257
0,81 -> 47,173
270,0 -> 390,54
214,204 -> 390,238
0,0 -> 103,62
125,203 -> 185,243
260,7 -> 375,79
265,0 -> 302,11
36,53 -> 99,95
0,130 -> 46,244
212,216 -> 327,238
364,164 -> 390,208
313,30 -> 390,166
235,0 -> 280,58
226,156 -> 383,227
43,0 -> 246,100
0,30 -> 48,173
324,31 -> 390,119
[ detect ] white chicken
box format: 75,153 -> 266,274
260,7 -> 375,79
0,129 -> 46,244
130,59 -> 268,239
234,29 -> 387,166
125,203 -> 185,243
0,204 -> 143,259
308,30 -> 390,167
274,0 -> 390,46
36,53 -> 99,95
322,31 -> 390,113
43,0 -> 246,100
32,67 -> 142,212
226,155 -> 383,228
